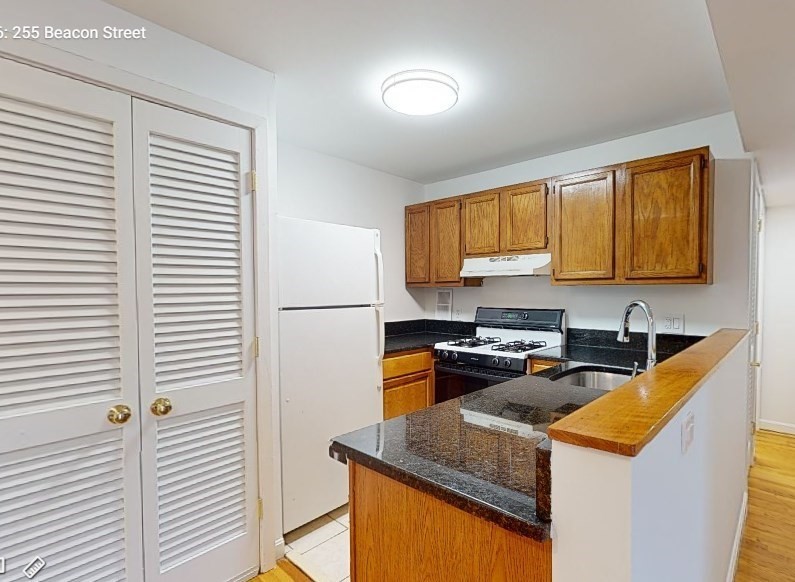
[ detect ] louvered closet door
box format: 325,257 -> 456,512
132,100 -> 258,582
0,59 -> 142,581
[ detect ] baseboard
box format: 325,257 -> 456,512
758,419 -> 795,436
726,490 -> 749,582
275,536 -> 287,559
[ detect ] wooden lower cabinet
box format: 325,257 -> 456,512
348,461 -> 552,582
382,348 -> 435,420
530,358 -> 561,374
383,371 -> 433,420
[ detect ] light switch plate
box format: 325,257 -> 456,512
661,313 -> 685,334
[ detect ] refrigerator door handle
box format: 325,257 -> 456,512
374,245 -> 385,305
375,305 -> 385,361
376,305 -> 385,393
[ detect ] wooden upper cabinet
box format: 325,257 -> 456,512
501,183 -> 548,253
463,191 -> 500,256
623,149 -> 710,281
430,198 -> 463,284
405,204 -> 431,284
552,170 -> 616,281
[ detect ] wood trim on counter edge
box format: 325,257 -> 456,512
547,328 -> 749,457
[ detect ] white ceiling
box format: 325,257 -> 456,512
104,0 -> 732,184
706,0 -> 795,206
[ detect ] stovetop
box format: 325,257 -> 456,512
433,308 -> 565,373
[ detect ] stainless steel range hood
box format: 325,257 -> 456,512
460,254 -> 552,278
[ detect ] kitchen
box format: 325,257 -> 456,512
279,139 -> 754,582
0,1 -> 788,582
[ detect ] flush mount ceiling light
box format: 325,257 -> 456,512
381,70 -> 459,116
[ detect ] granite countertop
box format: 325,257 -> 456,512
384,332 -> 467,354
330,373 -> 606,540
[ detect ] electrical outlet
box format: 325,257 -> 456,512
681,411 -> 695,454
453,309 -> 464,321
661,313 -> 685,334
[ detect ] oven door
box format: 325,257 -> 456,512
435,361 -> 524,402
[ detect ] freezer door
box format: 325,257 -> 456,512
278,216 -> 382,308
279,307 -> 383,531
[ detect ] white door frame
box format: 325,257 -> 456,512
0,40 -> 279,573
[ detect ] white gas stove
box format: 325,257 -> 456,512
434,307 -> 565,378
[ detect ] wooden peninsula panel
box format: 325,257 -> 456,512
349,461 -> 552,582
547,328 -> 749,456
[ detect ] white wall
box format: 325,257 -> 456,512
426,113 -> 745,199
277,141 -> 427,321
759,206 -> 795,433
552,338 -> 749,582
0,0 -> 274,117
435,159 -> 752,336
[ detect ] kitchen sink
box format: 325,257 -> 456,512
550,366 -> 635,391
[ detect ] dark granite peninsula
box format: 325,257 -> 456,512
331,372 -> 605,580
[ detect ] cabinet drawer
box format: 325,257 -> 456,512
383,350 -> 433,380
530,359 -> 561,374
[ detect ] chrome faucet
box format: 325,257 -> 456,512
617,300 -> 657,370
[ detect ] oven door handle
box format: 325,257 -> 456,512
435,362 -> 524,382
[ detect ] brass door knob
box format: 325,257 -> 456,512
107,404 -> 133,425
150,397 -> 173,417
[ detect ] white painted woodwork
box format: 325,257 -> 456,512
0,58 -> 143,582
132,100 -> 258,582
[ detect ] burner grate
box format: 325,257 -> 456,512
491,340 -> 547,353
447,336 -> 502,348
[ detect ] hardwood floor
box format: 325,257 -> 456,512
736,430 -> 795,581
257,559 -> 314,582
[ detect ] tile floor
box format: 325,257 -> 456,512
284,504 -> 350,582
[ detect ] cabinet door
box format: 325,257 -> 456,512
501,183 -> 548,252
0,59 -> 144,582
624,152 -> 705,279
405,204 -> 431,284
383,371 -> 433,420
463,191 -> 500,256
430,199 -> 463,284
133,100 -> 259,582
552,170 -> 616,281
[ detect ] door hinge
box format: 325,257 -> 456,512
257,498 -> 264,520
750,361 -> 761,368
754,321 -> 760,335
699,262 -> 704,274
544,236 -> 549,247
758,219 -> 763,233
254,336 -> 261,358
248,170 -> 257,194
700,157 -> 707,170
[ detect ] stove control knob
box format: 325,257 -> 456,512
521,312 -> 529,320
503,359 -> 512,368
441,350 -> 449,360
450,352 -> 458,361
491,357 -> 500,367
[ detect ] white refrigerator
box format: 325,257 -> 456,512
278,216 -> 385,532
